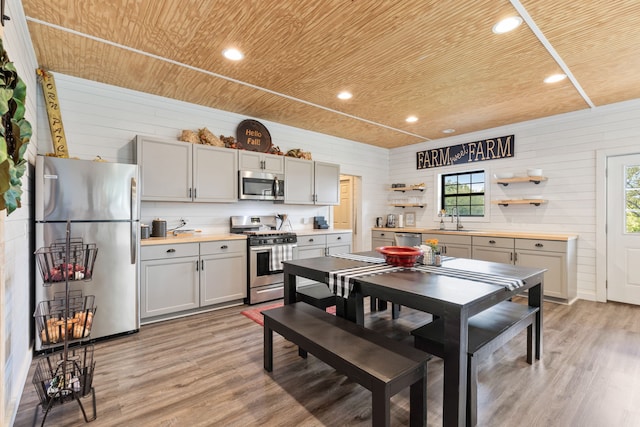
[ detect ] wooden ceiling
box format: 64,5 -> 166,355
21,0 -> 640,148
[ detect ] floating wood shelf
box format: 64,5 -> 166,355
389,185 -> 425,192
495,176 -> 547,186
390,204 -> 425,208
492,199 -> 546,207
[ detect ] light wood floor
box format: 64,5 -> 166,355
13,297 -> 640,427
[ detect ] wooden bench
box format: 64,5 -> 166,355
263,302 -> 429,427
411,300 -> 539,427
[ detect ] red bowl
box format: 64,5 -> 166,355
375,246 -> 423,267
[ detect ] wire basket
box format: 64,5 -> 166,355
35,238 -> 98,285
34,291 -> 97,346
32,344 -> 95,406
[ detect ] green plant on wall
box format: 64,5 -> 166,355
0,38 -> 31,214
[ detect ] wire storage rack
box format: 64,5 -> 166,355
33,222 -> 98,425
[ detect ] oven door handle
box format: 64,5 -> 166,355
250,244 -> 298,251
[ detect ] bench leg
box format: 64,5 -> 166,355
370,296 -> 378,312
467,354 -> 477,427
391,303 -> 401,319
410,376 -> 427,427
264,320 -> 273,372
371,387 -> 391,427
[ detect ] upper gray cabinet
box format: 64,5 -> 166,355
284,157 -> 340,205
135,136 -> 238,203
238,151 -> 284,175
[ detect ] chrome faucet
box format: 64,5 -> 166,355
451,207 -> 463,230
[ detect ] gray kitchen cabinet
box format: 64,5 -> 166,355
136,135 -> 238,203
295,232 -> 352,288
284,157 -> 340,205
200,240 -> 247,306
371,230 -> 395,249
238,150 -> 284,174
423,233 -> 472,258
141,240 -> 247,321
326,232 -> 352,255
140,243 -> 200,319
515,238 -> 576,302
471,236 -> 515,264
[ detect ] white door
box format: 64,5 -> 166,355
607,154 -> 640,304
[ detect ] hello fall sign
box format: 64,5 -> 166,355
416,135 -> 514,169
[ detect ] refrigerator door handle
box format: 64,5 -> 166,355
130,176 -> 138,264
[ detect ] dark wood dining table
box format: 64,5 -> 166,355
282,252 -> 545,427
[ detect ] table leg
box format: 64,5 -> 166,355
443,311 -> 468,427
283,269 -> 297,305
529,280 -> 544,359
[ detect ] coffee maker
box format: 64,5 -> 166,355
386,214 -> 396,228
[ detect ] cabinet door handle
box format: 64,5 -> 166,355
221,245 -> 228,250
166,248 -> 176,253
510,252 -> 513,261
337,236 -> 341,240
535,243 -> 544,247
196,260 -> 199,271
514,253 -> 518,262
188,188 -> 192,198
201,260 -> 204,270
194,188 -> 197,199
309,238 -> 314,242
489,240 -> 496,244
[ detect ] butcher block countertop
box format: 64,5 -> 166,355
296,229 -> 352,236
373,227 -> 577,241
141,233 -> 247,246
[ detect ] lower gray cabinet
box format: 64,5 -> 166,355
200,240 -> 247,306
295,232 -> 352,288
371,230 -> 394,249
140,243 -> 200,319
141,240 -> 247,321
471,236 -> 515,264
423,233 -> 472,258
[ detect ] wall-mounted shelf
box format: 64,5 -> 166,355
495,176 -> 547,186
390,203 -> 425,208
389,184 -> 425,192
492,199 -> 546,207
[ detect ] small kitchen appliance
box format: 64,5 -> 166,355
230,216 -> 297,304
376,217 -> 384,227
151,218 -> 166,237
386,214 -> 396,228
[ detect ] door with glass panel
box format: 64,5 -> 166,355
607,154 -> 640,304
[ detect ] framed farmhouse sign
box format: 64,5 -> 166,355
416,135 -> 514,169
236,119 -> 272,152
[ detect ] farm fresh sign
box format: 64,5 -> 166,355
416,135 -> 514,169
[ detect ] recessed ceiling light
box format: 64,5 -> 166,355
406,116 -> 418,123
544,74 -> 567,83
337,91 -> 352,100
492,16 -> 523,34
222,48 -> 244,61
442,128 -> 456,134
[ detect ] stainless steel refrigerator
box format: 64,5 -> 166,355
35,156 -> 140,351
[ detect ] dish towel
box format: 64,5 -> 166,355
412,265 -> 524,291
330,253 -> 386,264
328,264 -> 403,297
270,244 -> 295,271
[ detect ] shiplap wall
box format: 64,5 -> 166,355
34,73 -> 390,249
2,1 -> 39,425
389,99 -> 640,300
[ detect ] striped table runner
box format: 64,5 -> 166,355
330,253 -> 386,263
327,264 -> 404,297
411,264 -> 524,291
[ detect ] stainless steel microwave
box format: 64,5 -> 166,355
239,170 -> 284,201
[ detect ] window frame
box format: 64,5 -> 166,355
439,169 -> 486,218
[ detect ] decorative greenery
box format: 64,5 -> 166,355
0,38 -> 32,214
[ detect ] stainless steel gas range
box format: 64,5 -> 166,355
230,216 -> 297,304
